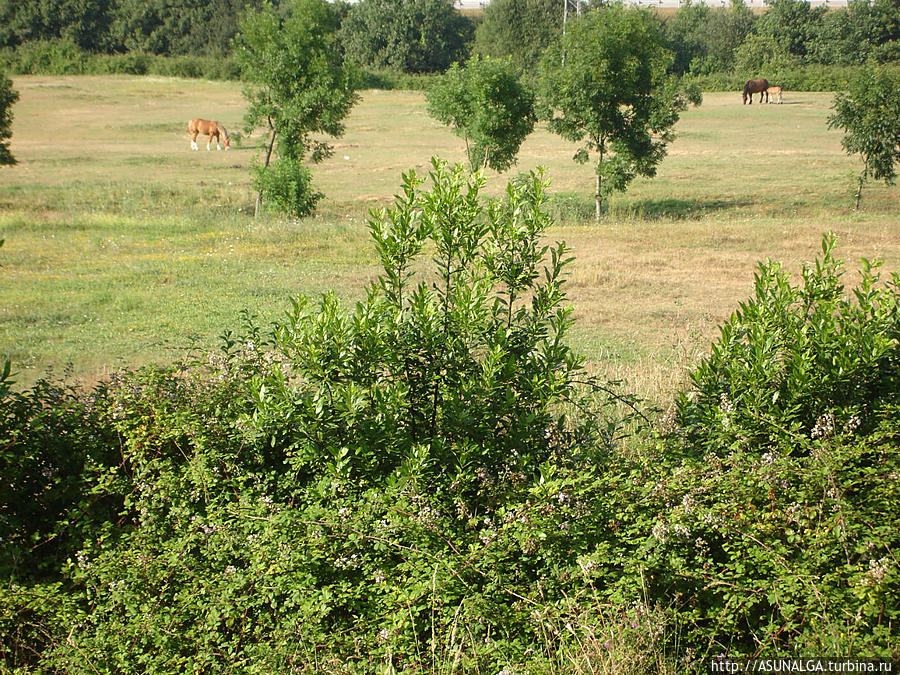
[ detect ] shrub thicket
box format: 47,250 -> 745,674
0,39 -> 242,80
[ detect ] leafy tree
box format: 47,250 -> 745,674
0,0 -> 115,52
539,5 -> 701,220
733,33 -> 795,77
811,0 -> 900,65
234,0 -> 358,217
110,0 -> 266,56
426,56 -> 536,173
660,0 -> 712,75
828,67 -> 900,209
0,72 -> 18,167
697,0 -> 756,73
472,0 -> 563,71
752,0 -> 826,61
338,0 -> 473,74
809,7 -> 859,65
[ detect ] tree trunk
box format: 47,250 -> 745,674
254,122 -> 278,219
855,176 -> 863,210
595,173 -> 602,221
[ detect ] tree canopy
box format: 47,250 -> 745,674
472,0 -> 563,71
828,66 -> 900,208
338,0 -> 473,74
0,72 -> 18,166
426,56 -> 536,173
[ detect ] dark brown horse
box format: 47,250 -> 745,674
742,78 -> 770,105
188,118 -> 230,151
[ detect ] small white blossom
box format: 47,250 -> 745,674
811,413 -> 836,439
652,522 -> 669,545
844,415 -> 862,433
862,557 -> 892,586
719,393 -> 734,414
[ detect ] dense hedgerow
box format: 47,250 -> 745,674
684,62 -> 900,93
0,39 -> 242,80
1,166 -> 898,670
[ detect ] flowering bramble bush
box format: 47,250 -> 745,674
1,171 -> 898,670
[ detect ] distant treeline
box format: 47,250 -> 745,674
1,0 -> 899,87
0,0 -> 266,58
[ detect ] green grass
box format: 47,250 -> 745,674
2,75 -> 899,400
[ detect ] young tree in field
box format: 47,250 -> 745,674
828,67 -> 900,209
426,56 -> 536,173
0,72 -> 18,166
234,0 -> 358,217
539,5 -> 701,220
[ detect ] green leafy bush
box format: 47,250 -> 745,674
251,157 -> 323,218
0,40 -> 241,80
676,234 -> 900,456
355,68 -> 439,91
0,160 -> 630,671
682,63 -> 900,93
427,56 -> 536,172
3,193 -> 899,668
658,234 -> 900,656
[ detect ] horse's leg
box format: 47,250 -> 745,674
207,134 -> 212,151
190,130 -> 199,151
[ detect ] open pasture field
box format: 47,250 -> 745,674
1,75 -> 899,401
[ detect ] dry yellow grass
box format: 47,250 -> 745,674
1,77 -> 899,401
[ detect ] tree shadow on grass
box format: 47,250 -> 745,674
611,196 -> 755,221
547,192 -> 755,223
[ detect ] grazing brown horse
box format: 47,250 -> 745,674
742,78 -> 770,105
189,118 -> 230,151
766,86 -> 783,104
